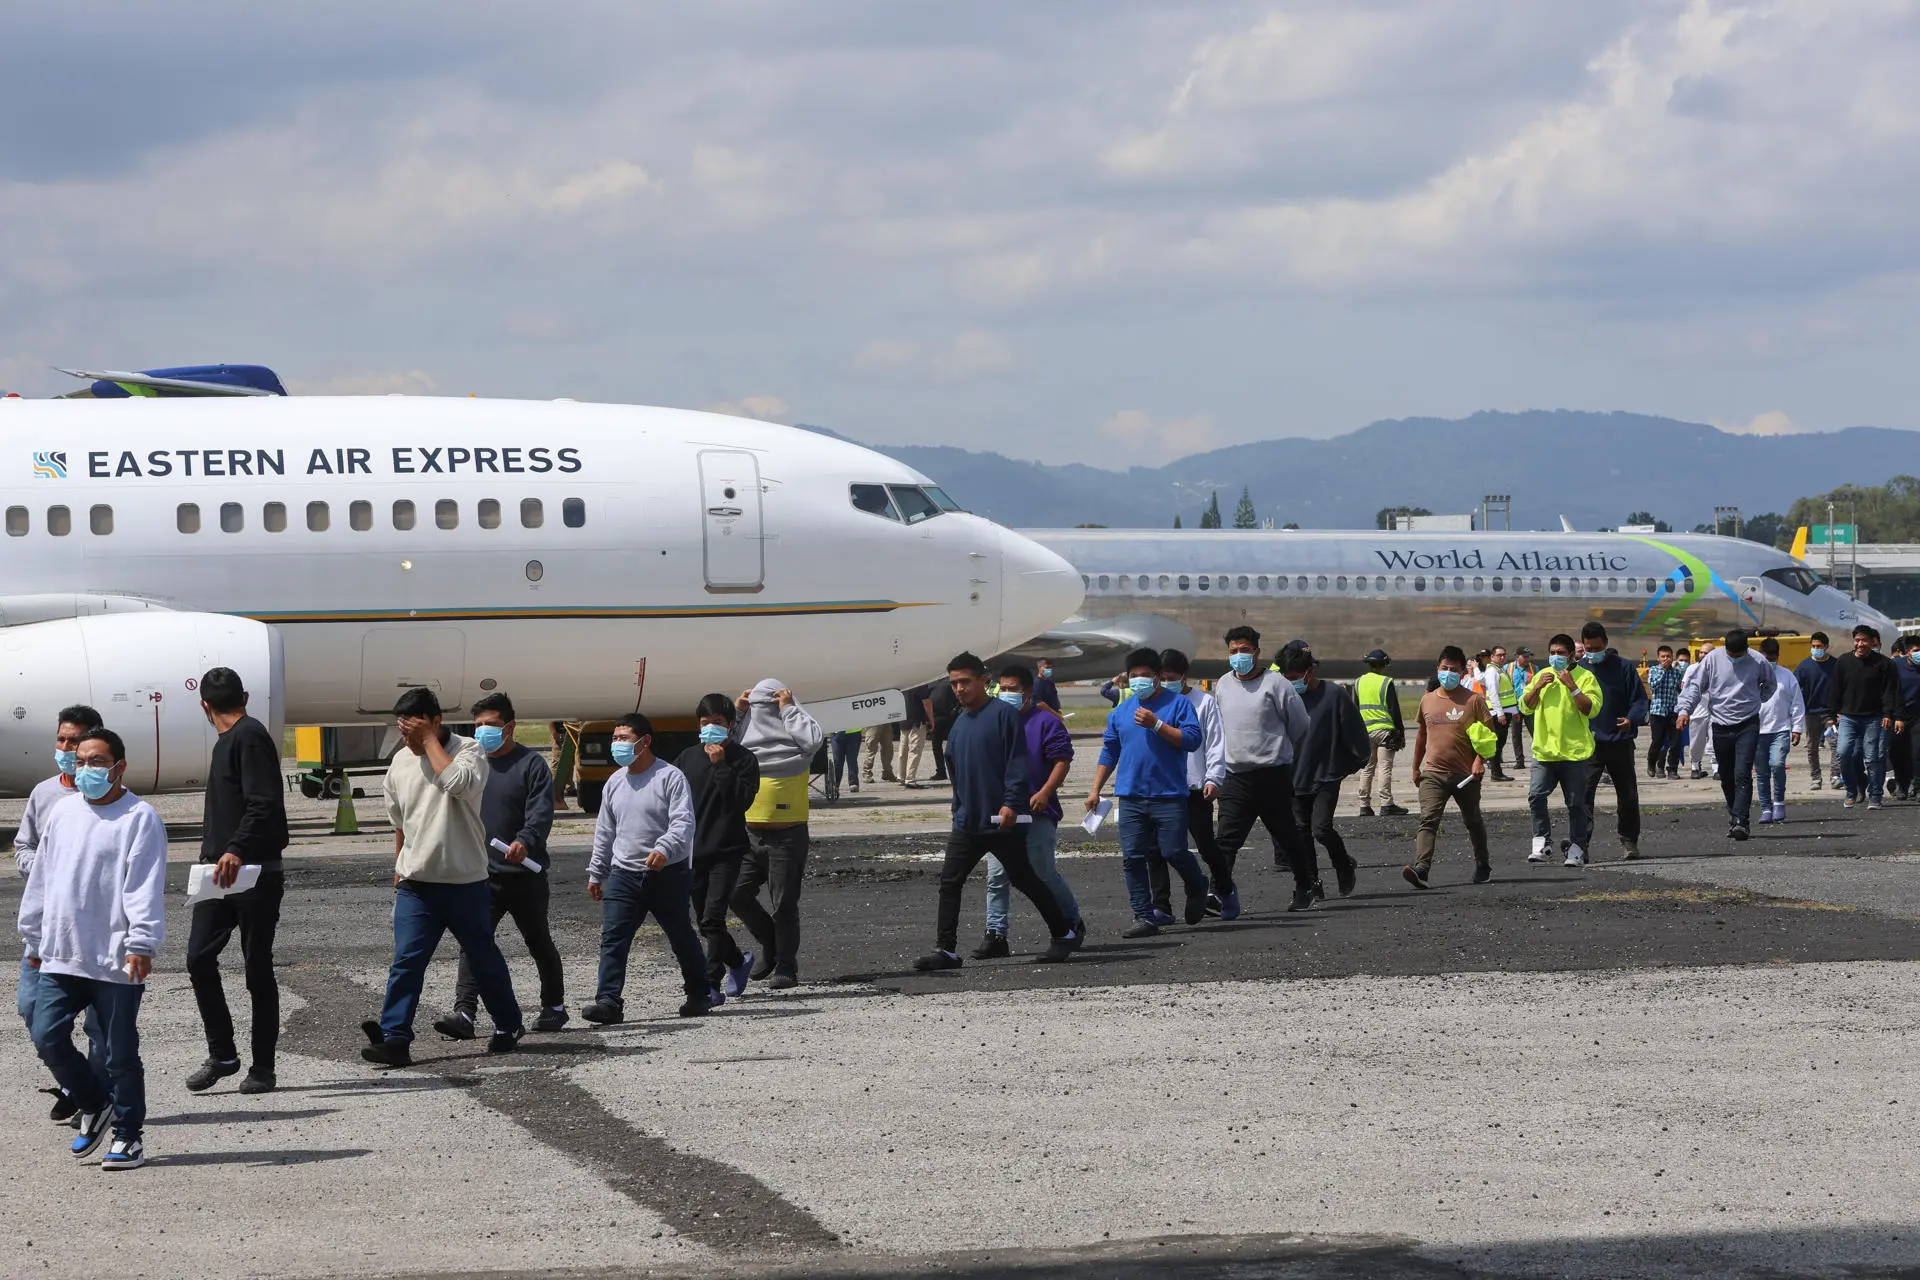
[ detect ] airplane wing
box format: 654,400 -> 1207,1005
55,367 -> 278,397
0,592 -> 184,627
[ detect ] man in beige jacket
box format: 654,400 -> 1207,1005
361,688 -> 525,1067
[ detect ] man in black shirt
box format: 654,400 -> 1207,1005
676,694 -> 762,999
186,668 -> 289,1095
436,693 -> 565,1037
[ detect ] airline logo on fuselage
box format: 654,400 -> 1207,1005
1374,547 -> 1631,572
60,445 -> 584,480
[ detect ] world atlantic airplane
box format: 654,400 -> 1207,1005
0,394 -> 1082,797
1017,529 -> 1897,681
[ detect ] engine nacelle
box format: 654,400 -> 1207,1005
0,613 -> 283,798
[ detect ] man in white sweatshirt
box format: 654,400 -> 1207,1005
581,713 -> 707,1021
18,727 -> 167,1171
362,688 -> 525,1067
731,678 -> 824,990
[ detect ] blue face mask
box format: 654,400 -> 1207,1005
73,765 -> 114,801
53,748 -> 77,776
1585,651 -> 1606,666
1811,647 -> 1826,660
1227,653 -> 1256,677
1128,676 -> 1157,699
698,724 -> 730,745
1289,678 -> 1309,693
610,740 -> 638,767
474,725 -> 506,753
1549,654 -> 1570,671
1436,670 -> 1462,690
1160,680 -> 1183,694
997,691 -> 1024,707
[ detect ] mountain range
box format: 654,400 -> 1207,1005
808,409 -> 1920,533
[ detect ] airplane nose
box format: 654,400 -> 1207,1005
998,526 -> 1084,652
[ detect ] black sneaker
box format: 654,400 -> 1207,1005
488,1027 -> 525,1052
580,1000 -> 625,1025
1202,894 -> 1223,918
238,1072 -> 276,1095
44,1088 -> 78,1123
1402,864 -> 1430,890
1034,938 -> 1075,963
1309,880 -> 1328,904
69,1104 -> 111,1159
970,932 -> 1010,960
532,1007 -> 570,1033
433,1012 -> 476,1042
767,973 -> 798,991
750,955 -> 777,981
1379,804 -> 1409,816
1334,857 -> 1358,897
1730,824 -> 1750,841
1183,893 -> 1207,925
678,998 -> 711,1018
359,1019 -> 385,1047
361,1041 -> 412,1068
1121,919 -> 1160,939
1471,864 -> 1493,885
912,950 -> 962,971
1357,806 -> 1376,817
1287,889 -> 1317,912
185,1057 -> 242,1093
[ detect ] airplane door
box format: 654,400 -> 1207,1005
1736,576 -> 1766,626
698,450 -> 764,593
358,627 -> 466,714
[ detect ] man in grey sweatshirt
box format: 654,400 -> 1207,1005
730,678 -> 824,989
582,713 -> 709,1021
18,728 -> 167,1171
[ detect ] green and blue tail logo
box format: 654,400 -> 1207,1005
1626,536 -> 1759,632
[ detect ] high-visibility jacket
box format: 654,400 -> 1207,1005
1494,664 -> 1516,709
1355,671 -> 1396,733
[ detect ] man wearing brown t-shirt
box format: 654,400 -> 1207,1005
1406,645 -> 1494,888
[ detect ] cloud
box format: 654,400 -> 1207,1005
287,369 -> 439,395
703,395 -> 790,423
1098,409 -> 1217,462
1718,410 -> 1801,436
851,330 -> 1018,383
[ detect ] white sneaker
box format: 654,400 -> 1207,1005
100,1137 -> 145,1171
1563,844 -> 1586,867
1528,836 -> 1550,863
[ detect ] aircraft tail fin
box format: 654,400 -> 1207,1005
1559,515 -> 1576,532
55,364 -> 286,398
1789,525 -> 1810,561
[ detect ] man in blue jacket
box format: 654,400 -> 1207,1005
1794,632 -> 1837,790
1578,623 -> 1650,860
1084,647 -> 1209,937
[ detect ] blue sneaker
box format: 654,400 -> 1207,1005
708,987 -> 726,1009
1146,908 -> 1177,927
70,1105 -> 110,1160
1218,888 -> 1241,921
725,951 -> 754,998
100,1137 -> 145,1171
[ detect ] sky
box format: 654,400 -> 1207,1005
4,1 -> 1920,465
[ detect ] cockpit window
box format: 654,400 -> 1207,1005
1764,566 -> 1820,595
889,485 -> 941,525
923,486 -> 961,512
850,484 -> 900,522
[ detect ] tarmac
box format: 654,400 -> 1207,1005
3,736 -> 1918,1279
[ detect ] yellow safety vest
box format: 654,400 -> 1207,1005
1355,671 -> 1396,733
1495,665 -> 1515,707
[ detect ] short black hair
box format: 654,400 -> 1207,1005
1811,631 -> 1829,645
1548,633 -> 1575,652
998,663 -> 1034,690
1124,646 -> 1162,673
1657,645 -> 1673,655
1724,629 -> 1749,653
1854,624 -> 1879,642
695,692 -> 735,722
470,691 -> 516,722
393,687 -> 442,719
1580,621 -> 1608,645
1159,648 -> 1190,676
77,727 -> 125,763
1677,648 -> 1691,659
1438,645 -> 1467,668
946,652 -> 988,677
1278,641 -> 1316,674
1475,649 -> 1491,664
1760,637 -> 1781,658
56,703 -> 102,732
199,667 -> 248,714
616,712 -> 653,738
1224,625 -> 1261,649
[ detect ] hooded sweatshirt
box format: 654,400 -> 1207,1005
1292,680 -> 1372,794
18,789 -> 168,984
737,678 -> 825,826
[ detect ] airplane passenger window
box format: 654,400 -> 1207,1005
1257,575 -> 1269,590
263,502 -> 287,533
1098,575 -> 1110,589
1296,576 -> 1308,591
1132,575 -> 1145,590
307,501 -> 329,532
89,505 -> 112,536
4,506 -> 26,537
889,486 -> 941,525
1158,575 -> 1170,590
1335,576 -> 1347,590
176,503 -> 200,534
1178,575 -> 1191,590
563,498 -> 586,528
1394,576 -> 1405,591
1375,576 -> 1387,591
392,500 -> 415,531
849,484 -> 899,521
1413,576 -> 1425,592
350,500 -> 373,532
1549,577 -> 1561,592
1568,578 -> 1580,595
923,486 -> 962,512
1454,576 -> 1465,592
1607,577 -> 1619,592
520,498 -> 544,529
1472,576 -> 1485,591
220,503 -> 244,533
1530,577 -> 1542,593
1197,576 -> 1210,591
47,506 -> 70,537
436,499 -> 459,530
1235,575 -> 1247,590
478,498 -> 501,530
1588,578 -> 1599,594
526,560 -> 543,582
1491,577 -> 1504,592
1315,575 -> 1329,590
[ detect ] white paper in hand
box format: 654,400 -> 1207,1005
186,863 -> 262,903
1082,798 -> 1114,834
490,837 -> 543,874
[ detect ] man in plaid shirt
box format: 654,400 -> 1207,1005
1644,646 -> 1685,779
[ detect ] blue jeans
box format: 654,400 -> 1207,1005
1528,759 -> 1594,848
830,732 -> 861,788
32,973 -> 145,1139
596,863 -> 709,1006
1836,714 -> 1885,802
19,954 -> 106,1088
1756,730 -> 1791,809
985,817 -> 1080,937
380,880 -> 523,1044
1116,795 -> 1207,919
1712,715 -> 1761,827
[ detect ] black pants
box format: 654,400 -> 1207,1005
1150,788 -> 1234,912
935,829 -> 1069,954
1711,715 -> 1761,828
1646,715 -> 1683,775
692,851 -> 747,985
1291,784 -> 1353,881
187,867 -> 284,1072
931,732 -> 949,780
1216,767 -> 1315,894
1892,724 -> 1915,796
1582,738 -> 1642,843
733,826 -> 808,979
1504,713 -> 1528,769
453,871 -> 566,1018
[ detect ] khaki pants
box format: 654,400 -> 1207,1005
1357,730 -> 1397,808
1415,770 -> 1489,871
894,723 -> 928,783
860,726 -> 896,781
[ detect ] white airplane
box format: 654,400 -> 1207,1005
0,395 -> 1083,797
